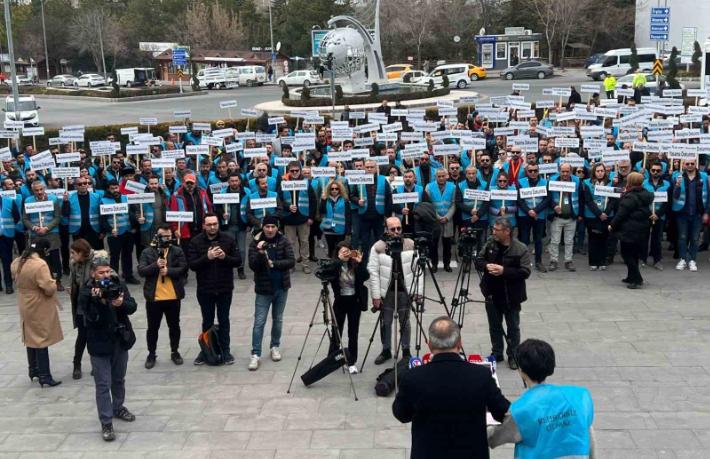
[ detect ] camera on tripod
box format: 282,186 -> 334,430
413,231 -> 432,259
384,233 -> 404,257
458,226 -> 482,259
314,259 -> 339,283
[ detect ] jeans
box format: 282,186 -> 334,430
359,216 -> 384,263
145,300 -> 181,355
196,291 -> 233,354
90,343 -> 129,425
251,289 -> 288,357
0,236 -> 13,289
676,214 -> 703,262
620,240 -> 643,284
517,216 -> 545,263
485,300 -> 520,360
328,294 -> 362,364
644,219 -> 664,264
548,217 -> 576,263
575,219 -> 586,252
285,223 -> 310,266
225,225 -> 247,269
107,232 -> 134,279
380,289 -> 411,353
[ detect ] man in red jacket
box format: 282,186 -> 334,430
169,173 -> 212,249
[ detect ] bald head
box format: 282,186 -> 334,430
428,316 -> 461,354
385,217 -> 401,236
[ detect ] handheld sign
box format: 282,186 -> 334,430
100,203 -> 129,215
392,192 -> 420,205
310,167 -> 336,178
213,193 -> 241,205
464,189 -> 491,202
0,147 -> 13,161
25,200 -> 54,214
249,197 -> 278,210
346,174 -> 375,185
280,180 -> 309,191
548,181 -> 576,193
166,211 -> 194,222
151,158 -> 176,169
51,167 -> 80,179
653,191 -> 668,203
55,152 -> 81,163
490,189 -> 518,201
243,147 -> 268,159
0,189 -> 16,199
124,180 -> 146,194
519,186 -> 547,199
173,110 -> 191,119
593,185 -> 621,198
268,116 -> 286,125
126,193 -> 156,205
220,100 -> 238,109
209,182 -> 229,194
30,150 -> 56,170
169,125 -> 188,134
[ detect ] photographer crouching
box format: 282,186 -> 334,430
78,251 -> 138,442
367,217 -> 423,365
474,217 -> 531,370
138,224 -> 188,369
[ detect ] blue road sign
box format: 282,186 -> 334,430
173,48 -> 187,66
650,16 -> 670,23
650,33 -> 669,41
651,7 -> 670,15
651,24 -> 670,32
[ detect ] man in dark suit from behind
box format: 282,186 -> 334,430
392,316 -> 510,459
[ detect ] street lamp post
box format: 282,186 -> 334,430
40,0 -> 50,79
97,13 -> 107,79
268,1 -> 276,80
4,0 -> 21,124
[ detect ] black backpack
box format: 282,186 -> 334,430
375,358 -> 410,397
197,325 -> 222,365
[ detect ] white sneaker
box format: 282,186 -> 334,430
270,347 -> 282,362
450,260 -> 458,268
437,261 -> 444,269
676,260 -> 687,271
348,365 -> 359,374
688,260 -> 698,272
248,354 -> 260,371
318,239 -> 326,249
589,266 -> 598,271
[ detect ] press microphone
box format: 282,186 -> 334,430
408,356 -> 422,369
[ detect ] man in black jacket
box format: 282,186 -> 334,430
137,224 -> 189,369
392,316 -> 510,459
78,251 -> 138,442
475,217 -> 531,369
248,215 -> 296,371
187,213 -> 241,366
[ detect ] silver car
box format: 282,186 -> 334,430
46,74 -> 77,87
501,61 -> 554,80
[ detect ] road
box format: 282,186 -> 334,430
36,70 -> 592,128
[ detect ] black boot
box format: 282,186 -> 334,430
26,348 -> 39,382
72,360 -> 82,380
237,268 -> 246,280
36,348 -> 61,388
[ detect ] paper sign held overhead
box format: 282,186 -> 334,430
139,117 -> 158,126
219,100 -> 238,109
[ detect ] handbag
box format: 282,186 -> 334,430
110,304 -> 136,351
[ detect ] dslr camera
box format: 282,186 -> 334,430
384,232 -> 403,257
151,232 -> 173,250
458,226 -> 482,259
94,274 -> 123,301
314,259 -> 339,283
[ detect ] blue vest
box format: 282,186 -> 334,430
320,197 -> 347,234
634,160 -> 668,180
248,190 -> 278,219
198,171 -> 219,190
101,195 -> 131,235
582,179 -> 611,219
281,187 -> 310,217
548,174 -> 580,217
511,384 -> 594,459
458,180 -> 488,222
426,181 -> 456,218
488,185 -> 518,226
517,177 -> 548,219
14,194 -> 24,233
25,196 -> 60,235
0,196 -> 16,237
358,175 -> 387,216
414,165 -> 438,186
671,171 -> 709,212
642,178 -> 670,219
68,191 -> 102,233
394,184 -> 423,215
248,176 -> 277,194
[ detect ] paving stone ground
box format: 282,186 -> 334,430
0,245 -> 709,458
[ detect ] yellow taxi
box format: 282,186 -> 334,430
386,64 -> 413,80
467,64 -> 487,81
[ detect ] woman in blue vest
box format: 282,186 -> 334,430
488,171 -> 518,229
319,180 -> 351,258
583,163 -> 616,271
489,339 -> 596,458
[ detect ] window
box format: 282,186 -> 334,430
639,54 -> 656,63
522,42 -> 532,59
619,55 -> 630,64
519,62 -> 537,68
602,56 -> 617,66
533,42 -> 539,58
496,42 -> 507,60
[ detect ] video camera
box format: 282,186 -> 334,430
151,232 -> 173,250
413,231 -> 432,259
458,226 -> 482,259
314,259 -> 339,283
94,275 -> 123,301
384,233 -> 403,257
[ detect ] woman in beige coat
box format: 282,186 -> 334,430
11,239 -> 63,387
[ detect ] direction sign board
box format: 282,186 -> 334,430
649,7 -> 669,41
650,33 -> 669,41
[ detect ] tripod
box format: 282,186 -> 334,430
287,280 -> 358,401
449,238 -> 485,356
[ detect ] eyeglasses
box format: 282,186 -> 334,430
204,222 -> 219,227
330,187 -> 339,191
528,169 -> 539,173
389,226 -> 402,232
498,180 -> 508,183
77,182 -> 88,186
450,166 -> 460,170
289,169 -> 300,173
480,159 -> 490,163
651,169 -> 662,173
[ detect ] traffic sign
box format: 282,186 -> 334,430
650,16 -> 669,23
177,69 -> 184,78
649,6 -> 669,41
650,33 -> 669,41
651,24 -> 669,33
652,59 -> 663,76
172,47 -> 188,66
651,7 -> 670,15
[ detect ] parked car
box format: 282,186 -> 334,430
114,68 -> 157,87
237,65 -> 266,87
386,64 -> 413,80
423,64 -> 473,89
467,64 -> 487,81
74,74 -> 106,87
4,74 -> 34,86
586,47 -> 657,80
46,74 -> 77,87
4,95 -> 40,127
585,53 -> 606,68
501,61 -> 554,80
277,70 -> 322,87
398,70 -> 427,83
614,73 -> 684,97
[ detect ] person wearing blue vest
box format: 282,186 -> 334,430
246,176 -> 281,230
642,162 -> 670,269
216,173 -> 249,280
488,171 -> 518,230
62,177 -> 104,250
319,179 -> 351,257
457,166 -> 490,238
3,178 -> 25,255
547,164 -> 581,272
248,162 -> 279,194
351,160 -> 392,263
394,170 -> 426,235
425,169 -> 457,272
101,181 -> 139,284
517,164 -> 549,272
413,154 -> 437,186
22,180 -> 65,290
583,164 -> 617,271
197,158 -> 219,191
0,191 -> 20,293
489,338 -> 596,458
279,162 -> 316,274
671,159 -> 710,272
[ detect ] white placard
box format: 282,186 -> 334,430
274,157 -> 295,167
139,117 -> 158,126
519,186 -> 547,199
121,127 -> 139,135
0,190 -> 16,199
602,150 -> 630,163
173,110 -> 191,118
220,100 -> 238,109
213,193 -> 241,204
512,83 -> 530,91
327,150 -> 352,162
0,147 -> 13,161
29,150 -> 56,169
4,120 -> 24,129
192,122 -> 211,132
126,144 -> 148,156
548,181 -> 576,193
250,197 -> 278,210
490,189 -> 518,201
594,185 -> 621,198
203,136 -> 224,147
538,163 -> 559,175
165,211 -> 194,222
126,193 -> 156,204
653,191 -> 668,203
241,108 -> 258,117
52,152 -> 79,164
100,203 -> 129,215
51,167 -> 80,179
280,180 -> 308,191
310,167 -> 336,178
464,189 -> 491,201
243,147 -> 269,158
433,144 -> 459,156
124,180 -> 146,194
392,192 -> 419,205
151,158 -> 175,169
24,201 -> 54,214
212,128 -> 235,138
45,189 -> 65,198
59,132 -> 84,143
22,127 -> 45,137
209,182 -> 229,194
186,145 -> 210,155
580,84 -> 600,93
662,89 -> 683,98
161,149 -> 185,160
347,174 -> 375,185
268,116 -> 286,125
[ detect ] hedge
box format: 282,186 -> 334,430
0,85 -> 180,98
282,87 -> 450,107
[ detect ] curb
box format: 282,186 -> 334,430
33,91 -> 208,103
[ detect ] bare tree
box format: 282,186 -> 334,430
186,1 -> 245,50
557,0 -> 592,68
529,0 -> 560,65
69,8 -> 113,73
381,0 -> 438,67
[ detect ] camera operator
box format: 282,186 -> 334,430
475,217 -> 531,369
326,241 -> 369,374
367,217 -> 423,365
138,224 -> 188,369
78,251 -> 138,442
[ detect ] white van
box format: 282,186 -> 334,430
114,68 -> 157,87
196,67 -> 240,89
4,95 -> 39,127
424,64 -> 471,89
237,65 -> 266,87
586,48 -> 657,80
